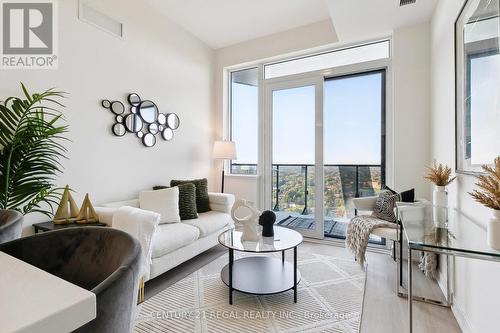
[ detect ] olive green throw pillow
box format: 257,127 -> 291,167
170,178 -> 211,213
153,184 -> 198,220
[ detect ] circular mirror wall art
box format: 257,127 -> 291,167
101,93 -> 180,147
128,93 -> 141,106
138,100 -> 158,124
124,114 -> 143,133
167,113 -> 180,129
149,123 -> 159,135
162,128 -> 174,141
142,133 -> 156,147
112,123 -> 126,137
110,101 -> 125,115
158,113 -> 167,125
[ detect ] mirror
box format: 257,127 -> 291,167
110,101 -> 125,115
158,113 -> 167,125
149,123 -> 159,135
101,100 -> 111,108
112,123 -> 126,137
102,94 -> 180,147
456,0 -> 500,173
128,93 -> 141,106
142,133 -> 156,147
138,100 -> 158,124
162,128 -> 174,141
167,113 -> 180,130
124,114 -> 143,133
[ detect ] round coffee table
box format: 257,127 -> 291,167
218,226 -> 303,305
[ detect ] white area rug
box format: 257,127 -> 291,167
135,250 -> 366,333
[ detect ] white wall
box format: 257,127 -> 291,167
0,0 -> 215,234
392,22 -> 431,197
431,1 -> 500,332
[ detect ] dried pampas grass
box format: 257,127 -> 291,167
424,162 -> 456,186
469,157 -> 500,211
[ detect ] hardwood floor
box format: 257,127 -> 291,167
144,241 -> 462,333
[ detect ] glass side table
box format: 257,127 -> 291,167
218,226 -> 303,305
397,203 -> 500,333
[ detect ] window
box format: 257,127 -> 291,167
229,67 -> 259,175
264,40 -> 390,79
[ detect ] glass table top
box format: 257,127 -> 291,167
397,203 -> 500,259
218,226 -> 303,253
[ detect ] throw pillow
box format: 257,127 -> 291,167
372,189 -> 399,223
170,178 -> 211,213
153,184 -> 198,220
383,185 -> 415,203
139,187 -> 180,224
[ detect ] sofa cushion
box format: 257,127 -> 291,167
151,223 -> 200,259
182,211 -> 232,237
154,184 -> 198,220
171,178 -> 211,213
140,188 -> 181,224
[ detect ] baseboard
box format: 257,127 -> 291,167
451,301 -> 476,333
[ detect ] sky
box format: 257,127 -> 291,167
231,72 -> 383,165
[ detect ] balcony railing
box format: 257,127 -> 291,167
231,163 -> 384,241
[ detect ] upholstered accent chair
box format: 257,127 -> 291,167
0,227 -> 142,333
0,209 -> 23,244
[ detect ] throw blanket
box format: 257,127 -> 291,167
346,215 -> 397,267
112,206 -> 161,280
346,215 -> 438,279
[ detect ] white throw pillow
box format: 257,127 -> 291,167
139,187 -> 180,224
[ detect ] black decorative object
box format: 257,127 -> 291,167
259,210 -> 276,237
101,93 -> 180,147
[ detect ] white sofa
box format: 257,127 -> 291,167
96,192 -> 235,281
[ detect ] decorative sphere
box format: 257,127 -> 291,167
259,210 -> 276,237
259,210 -> 276,225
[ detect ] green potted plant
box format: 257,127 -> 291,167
0,84 -> 68,217
470,157 -> 500,249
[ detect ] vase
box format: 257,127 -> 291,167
231,199 -> 261,242
487,210 -> 500,250
432,185 -> 448,226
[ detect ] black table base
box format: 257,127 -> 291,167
221,247 -> 300,305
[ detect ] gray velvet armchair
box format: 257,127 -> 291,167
0,227 -> 142,333
0,209 -> 23,244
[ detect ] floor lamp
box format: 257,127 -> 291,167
213,141 -> 237,193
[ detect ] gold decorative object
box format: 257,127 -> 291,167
137,277 -> 145,304
76,193 -> 99,224
424,161 -> 456,186
53,185 -> 79,224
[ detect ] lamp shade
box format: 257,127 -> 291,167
213,141 -> 237,160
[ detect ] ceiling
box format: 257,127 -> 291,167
142,0 -> 438,50
326,0 -> 438,42
142,0 -> 331,49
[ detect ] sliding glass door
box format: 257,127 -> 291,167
323,70 -> 385,242
263,70 -> 386,240
264,78 -> 324,239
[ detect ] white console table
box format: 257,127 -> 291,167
0,252 -> 96,333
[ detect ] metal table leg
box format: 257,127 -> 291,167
408,247 -> 413,333
282,250 -> 285,263
293,246 -> 297,303
229,248 -> 234,305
